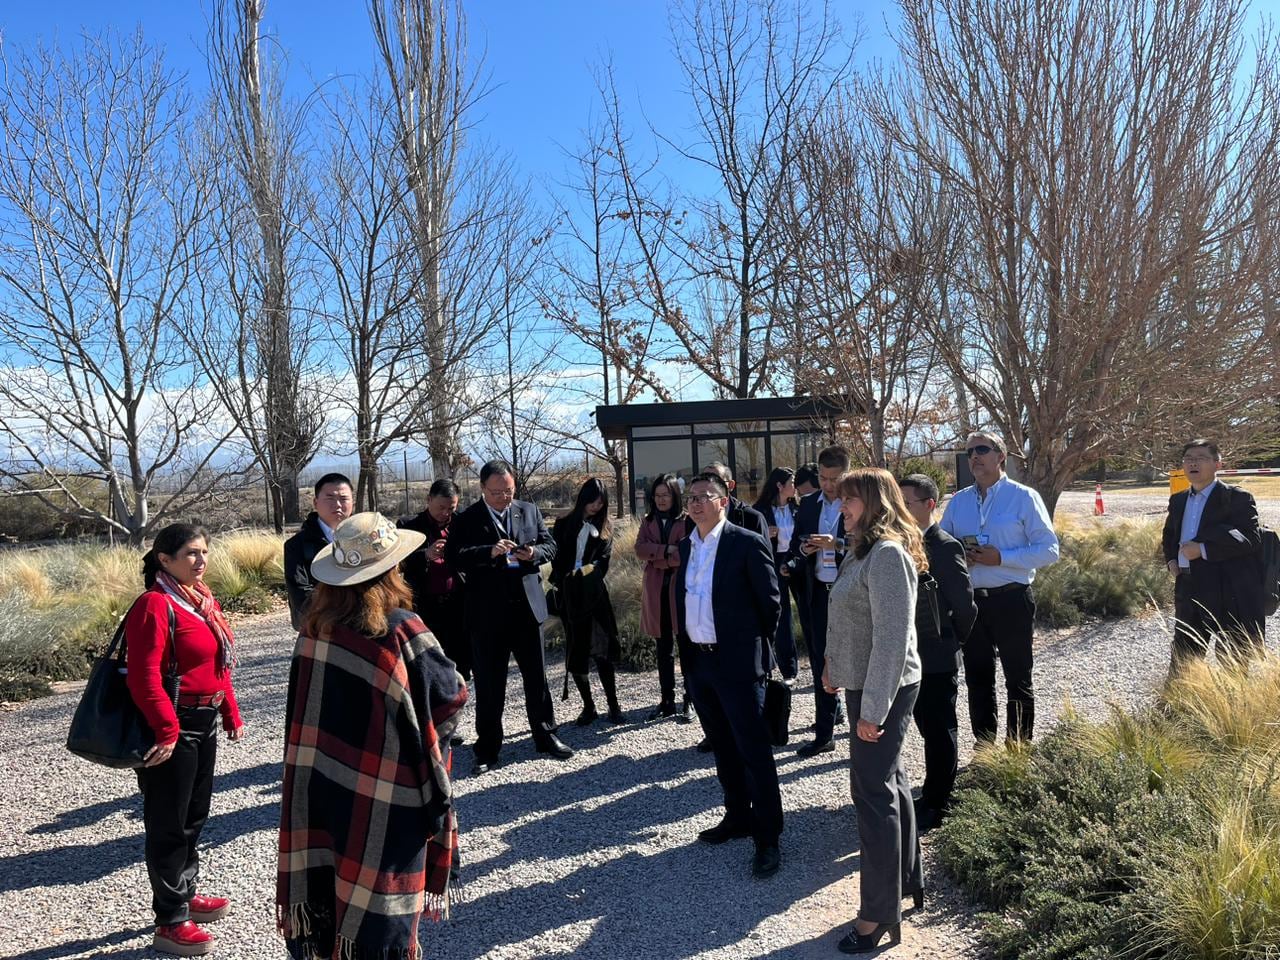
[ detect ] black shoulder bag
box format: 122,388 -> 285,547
66,600 -> 180,769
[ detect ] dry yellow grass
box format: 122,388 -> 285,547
0,554 -> 54,606
1163,656 -> 1280,755
219,531 -> 286,587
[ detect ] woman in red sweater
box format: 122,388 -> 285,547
126,523 -> 244,957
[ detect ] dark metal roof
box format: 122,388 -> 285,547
594,395 -> 849,441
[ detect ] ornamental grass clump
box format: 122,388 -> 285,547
938,653 -> 1280,960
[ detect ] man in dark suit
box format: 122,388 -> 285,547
677,474 -> 785,879
900,474 -> 977,831
283,473 -> 353,630
1162,439 -> 1266,671
399,478 -> 469,680
784,444 -> 851,757
447,460 -> 572,773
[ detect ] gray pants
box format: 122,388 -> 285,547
846,683 -> 923,924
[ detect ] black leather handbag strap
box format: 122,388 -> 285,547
115,597 -> 181,706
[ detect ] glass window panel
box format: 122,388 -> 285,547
632,438 -> 694,513
631,424 -> 691,438
696,437 -> 731,474
693,421 -> 733,434
733,436 -> 766,505
769,419 -> 818,432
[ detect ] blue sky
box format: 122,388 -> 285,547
0,1 -> 899,190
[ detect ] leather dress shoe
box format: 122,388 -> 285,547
675,698 -> 694,724
751,842 -> 782,878
472,756 -> 500,775
188,893 -> 229,923
536,734 -> 574,760
696,735 -> 715,753
153,920 -> 216,956
647,701 -> 677,722
697,817 -> 752,845
797,738 -> 836,758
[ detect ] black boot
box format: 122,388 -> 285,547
597,658 -> 625,723
572,673 -> 598,725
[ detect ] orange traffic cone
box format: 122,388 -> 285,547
1094,482 -> 1105,516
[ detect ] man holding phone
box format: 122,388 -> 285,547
940,433 -> 1059,744
785,444 -> 852,757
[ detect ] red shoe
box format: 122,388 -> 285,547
153,920 -> 216,956
189,893 -> 230,923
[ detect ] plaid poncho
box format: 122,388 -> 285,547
277,609 -> 467,960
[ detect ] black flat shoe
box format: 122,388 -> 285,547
536,735 -> 574,760
574,705 -> 598,726
676,698 -> 694,724
906,888 -> 925,910
797,739 -> 835,758
751,842 -> 781,878
647,702 -> 676,722
607,704 -> 625,724
696,736 -> 715,753
697,817 -> 752,845
472,756 -> 500,775
837,921 -> 901,953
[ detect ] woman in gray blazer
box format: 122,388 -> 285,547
822,468 -> 926,953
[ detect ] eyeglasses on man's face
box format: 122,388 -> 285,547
966,445 -> 996,457
686,493 -> 722,507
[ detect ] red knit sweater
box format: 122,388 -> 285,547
125,588 -> 241,745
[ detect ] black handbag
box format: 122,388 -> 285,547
66,600 -> 179,769
764,663 -> 792,747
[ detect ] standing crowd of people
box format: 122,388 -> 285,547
112,434 -> 1272,956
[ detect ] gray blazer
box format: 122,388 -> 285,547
825,538 -> 922,726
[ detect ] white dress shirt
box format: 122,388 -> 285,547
772,505 -> 794,554
940,474 -> 1060,589
1178,480 -> 1217,568
815,495 -> 843,583
685,516 -> 727,645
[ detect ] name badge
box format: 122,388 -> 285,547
820,549 -> 837,571
977,533 -> 991,546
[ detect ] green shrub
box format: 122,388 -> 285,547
895,456 -> 952,494
938,654 -> 1280,960
1034,519 -> 1172,626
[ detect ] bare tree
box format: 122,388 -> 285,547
658,0 -> 854,397
368,0 -> 499,478
783,87 -> 960,466
198,0 -> 323,530
884,0 -> 1280,512
0,32 -> 243,544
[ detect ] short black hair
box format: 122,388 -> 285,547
1182,439 -> 1221,461
314,473 -> 353,497
899,473 -> 939,503
818,445 -> 851,471
692,473 -> 729,499
795,463 -> 819,488
428,478 -> 460,499
703,460 -> 733,482
479,460 -> 515,484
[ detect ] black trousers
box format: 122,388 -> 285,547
470,597 -> 556,761
685,645 -> 784,844
1171,575 -> 1264,669
655,580 -> 688,705
965,585 -> 1035,742
135,705 -> 219,925
807,580 -> 840,742
911,669 -> 959,812
418,591 -> 471,680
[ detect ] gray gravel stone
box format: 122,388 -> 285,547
2,597 -> 1277,959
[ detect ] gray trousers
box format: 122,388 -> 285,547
846,683 -> 923,924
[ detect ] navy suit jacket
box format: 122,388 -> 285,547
783,489 -> 846,607
675,521 -> 781,681
447,498 -> 557,625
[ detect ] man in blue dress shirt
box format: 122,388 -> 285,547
940,432 -> 1059,743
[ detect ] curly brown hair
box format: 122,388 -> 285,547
301,566 -> 415,640
837,467 -> 929,573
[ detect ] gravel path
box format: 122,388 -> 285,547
3,602 -> 1278,960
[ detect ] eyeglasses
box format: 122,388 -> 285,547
966,445 -> 996,457
686,493 -> 722,506
902,497 -> 932,507
1181,455 -> 1215,465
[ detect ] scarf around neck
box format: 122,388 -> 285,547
157,570 -> 236,675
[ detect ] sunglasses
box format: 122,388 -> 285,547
966,445 -> 996,457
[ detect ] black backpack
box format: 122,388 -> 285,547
1262,526 -> 1280,617
915,571 -> 943,647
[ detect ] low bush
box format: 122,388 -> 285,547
1034,518 -> 1172,627
938,654 -> 1280,960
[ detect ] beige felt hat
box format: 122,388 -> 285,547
310,511 -> 425,587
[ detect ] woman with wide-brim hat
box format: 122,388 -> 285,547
276,512 -> 468,960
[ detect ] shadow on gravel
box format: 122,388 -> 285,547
0,794 -> 279,894
423,804 -> 858,960
5,926 -> 150,960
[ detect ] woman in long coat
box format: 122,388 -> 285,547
552,478 -> 625,724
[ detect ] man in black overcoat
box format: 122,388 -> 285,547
1162,439 -> 1266,670
447,460 -> 572,772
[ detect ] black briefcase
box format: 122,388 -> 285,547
66,601 -> 178,769
764,675 -> 792,747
